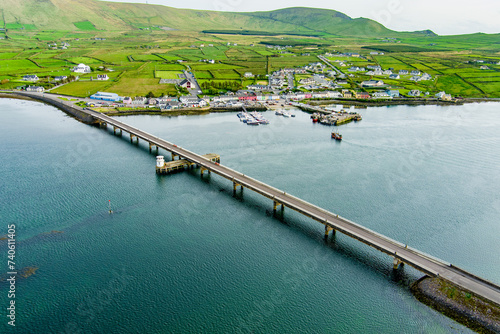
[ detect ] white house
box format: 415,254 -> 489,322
399,70 -> 409,75
26,85 -> 44,92
408,90 -> 421,97
361,80 -> 385,87
72,63 -> 91,73
244,72 -> 254,78
96,74 -> 109,81
23,75 -> 39,81
389,74 -> 400,80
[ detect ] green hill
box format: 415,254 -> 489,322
0,0 -> 412,37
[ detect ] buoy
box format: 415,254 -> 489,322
108,200 -> 113,214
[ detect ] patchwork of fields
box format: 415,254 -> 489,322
0,28 -> 498,98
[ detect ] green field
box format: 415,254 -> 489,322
155,71 -> 182,79
73,21 -> 97,31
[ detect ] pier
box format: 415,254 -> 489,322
16,91 -> 500,307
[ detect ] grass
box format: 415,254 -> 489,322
73,21 -> 97,31
51,81 -> 112,97
155,71 -> 182,79
106,78 -> 177,97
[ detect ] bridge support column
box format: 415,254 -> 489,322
233,182 -> 243,194
393,257 -> 404,270
200,167 -> 210,176
100,121 -> 107,129
273,201 -> 284,213
149,143 -> 158,154
130,134 -> 138,144
113,127 -> 122,136
172,153 -> 178,160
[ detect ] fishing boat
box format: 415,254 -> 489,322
275,110 -> 283,116
331,131 -> 342,141
282,112 -> 291,118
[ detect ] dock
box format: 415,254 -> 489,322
156,153 -> 220,174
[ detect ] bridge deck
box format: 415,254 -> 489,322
19,92 -> 500,307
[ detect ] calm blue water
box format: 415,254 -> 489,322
1,98 -> 499,333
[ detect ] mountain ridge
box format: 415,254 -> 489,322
0,0 -> 436,37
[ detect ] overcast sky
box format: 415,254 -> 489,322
105,0 -> 500,35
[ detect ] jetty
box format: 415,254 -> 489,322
14,91 -> 500,308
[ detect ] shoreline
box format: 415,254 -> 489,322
411,276 -> 500,333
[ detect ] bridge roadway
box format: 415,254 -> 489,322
19,92 -> 500,307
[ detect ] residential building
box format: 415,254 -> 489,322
25,86 -> 45,92
399,70 -> 409,75
178,79 -> 193,89
54,75 -> 67,81
96,74 -> 109,81
355,91 -> 371,99
244,72 -> 254,78
410,70 -> 421,76
23,75 -> 39,81
408,90 -> 421,97
386,90 -> 400,98
342,89 -> 353,98
361,80 -> 384,87
389,74 -> 400,80
90,92 -> 121,102
72,63 -> 91,73
372,91 -> 391,98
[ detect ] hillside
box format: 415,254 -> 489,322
0,0 -> 400,37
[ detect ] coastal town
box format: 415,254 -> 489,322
15,49 -> 467,113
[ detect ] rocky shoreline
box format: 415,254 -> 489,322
411,276 -> 500,333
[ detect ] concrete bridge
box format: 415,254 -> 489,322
16,91 -> 500,307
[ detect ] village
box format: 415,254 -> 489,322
17,49 -> 469,112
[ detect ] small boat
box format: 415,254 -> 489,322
291,114 -> 296,117
331,132 -> 342,141
282,112 -> 291,118
312,118 -> 319,123
247,120 -> 260,126
275,110 -> 283,116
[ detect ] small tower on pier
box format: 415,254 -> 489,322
156,156 -> 165,168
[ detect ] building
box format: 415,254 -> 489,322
244,72 -> 254,78
54,76 -> 67,82
178,79 -> 193,89
361,80 -> 384,87
342,90 -> 353,98
410,70 -> 421,76
123,97 -> 133,104
408,90 -> 421,97
23,75 -> 39,81
25,86 -> 45,92
247,84 -> 269,91
387,90 -> 400,98
435,91 -> 452,101
399,70 -> 409,75
90,92 -> 121,102
72,63 -> 91,73
389,74 -> 400,80
355,91 -> 371,99
96,74 -> 109,81
372,91 -> 391,98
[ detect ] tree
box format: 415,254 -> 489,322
146,91 -> 155,98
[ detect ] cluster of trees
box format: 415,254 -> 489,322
200,80 -> 242,94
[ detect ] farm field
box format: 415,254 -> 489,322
0,26 -> 498,98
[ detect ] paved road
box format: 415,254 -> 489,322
19,91 -> 500,307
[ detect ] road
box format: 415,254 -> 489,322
18,91 -> 500,307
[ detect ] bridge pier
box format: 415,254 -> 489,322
172,153 -> 179,160
149,142 -> 158,154
393,257 -> 404,270
130,134 -> 138,144
324,225 -> 336,239
273,201 -> 284,213
99,121 -> 107,129
233,182 -> 243,194
200,167 -> 211,176
113,126 -> 122,136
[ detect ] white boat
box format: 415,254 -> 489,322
282,112 -> 291,118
